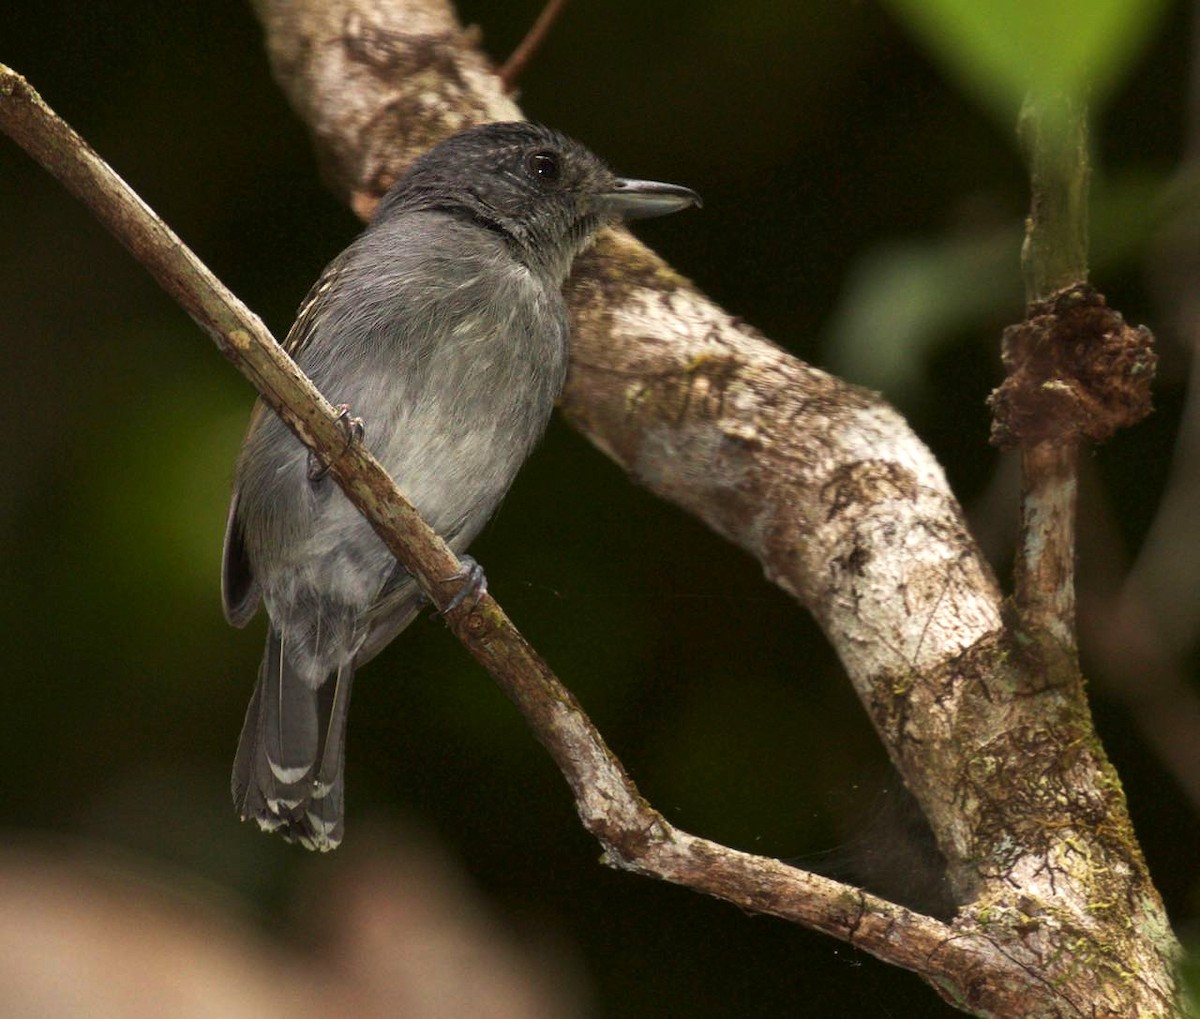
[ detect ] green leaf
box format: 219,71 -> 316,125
879,0 -> 1171,121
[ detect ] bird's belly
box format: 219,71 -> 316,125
375,380 -> 557,546
265,363 -> 557,615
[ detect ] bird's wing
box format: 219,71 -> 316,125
221,488 -> 260,627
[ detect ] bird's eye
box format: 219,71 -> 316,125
526,151 -> 560,183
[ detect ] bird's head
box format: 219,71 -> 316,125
376,121 -> 700,279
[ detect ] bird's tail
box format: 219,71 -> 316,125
231,625 -> 354,851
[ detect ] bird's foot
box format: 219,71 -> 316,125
443,555 -> 488,615
308,404 -> 365,482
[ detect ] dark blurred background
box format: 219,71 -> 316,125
2,1 -> 1198,1015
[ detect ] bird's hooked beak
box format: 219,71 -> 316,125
597,178 -> 703,221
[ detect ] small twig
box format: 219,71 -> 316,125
1007,94 -> 1092,648
497,0 -> 568,92
1013,436 -> 1079,646
0,60 -> 991,994
1018,93 -> 1090,305
996,95 -> 1156,654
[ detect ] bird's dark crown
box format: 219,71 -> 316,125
373,122 -> 618,276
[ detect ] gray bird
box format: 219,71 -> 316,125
222,121 -> 699,850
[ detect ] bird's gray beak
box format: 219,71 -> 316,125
597,178 -> 703,220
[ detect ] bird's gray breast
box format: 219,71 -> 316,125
234,211 -> 570,632
335,211 -> 571,539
